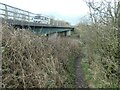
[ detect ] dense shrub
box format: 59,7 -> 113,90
1,25 -> 80,88
76,23 -> 119,88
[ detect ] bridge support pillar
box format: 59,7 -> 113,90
66,30 -> 71,36
48,32 -> 58,40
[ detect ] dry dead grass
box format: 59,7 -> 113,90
1,25 -> 80,88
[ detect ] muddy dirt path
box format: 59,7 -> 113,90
75,57 -> 88,88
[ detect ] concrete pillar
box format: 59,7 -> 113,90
48,32 -> 58,40
66,30 -> 71,36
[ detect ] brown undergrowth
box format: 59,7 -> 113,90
1,25 -> 81,88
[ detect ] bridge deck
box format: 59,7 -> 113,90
0,2 -> 74,35
1,18 -> 74,29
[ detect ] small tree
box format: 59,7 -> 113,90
84,0 -> 119,27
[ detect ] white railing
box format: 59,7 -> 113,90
0,2 -> 36,22
0,2 -> 71,27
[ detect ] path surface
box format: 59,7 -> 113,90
71,38 -> 89,88
75,57 -> 88,88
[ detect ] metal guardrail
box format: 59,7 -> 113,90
0,2 -> 36,22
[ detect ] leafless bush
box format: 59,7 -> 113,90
74,0 -> 119,88
76,23 -> 118,88
1,25 -> 80,88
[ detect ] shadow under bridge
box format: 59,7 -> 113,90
31,27 -> 74,37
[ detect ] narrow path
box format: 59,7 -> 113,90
75,57 -> 88,88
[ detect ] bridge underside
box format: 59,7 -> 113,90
1,18 -> 74,37
31,28 -> 71,35
0,2 -> 74,37
1,18 -> 74,29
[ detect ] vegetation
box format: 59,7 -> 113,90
74,0 -> 119,88
1,25 -> 80,88
1,0 -> 120,88
76,23 -> 118,88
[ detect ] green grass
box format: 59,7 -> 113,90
63,57 -> 76,88
81,58 -> 93,86
81,52 -> 119,88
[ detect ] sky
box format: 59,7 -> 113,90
0,0 -> 90,25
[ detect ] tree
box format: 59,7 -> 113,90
84,0 -> 119,27
82,0 -> 119,87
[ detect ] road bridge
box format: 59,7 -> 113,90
0,2 -> 74,37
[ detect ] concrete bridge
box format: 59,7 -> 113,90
0,2 -> 74,37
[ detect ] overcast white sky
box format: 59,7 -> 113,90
1,0 -> 90,25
